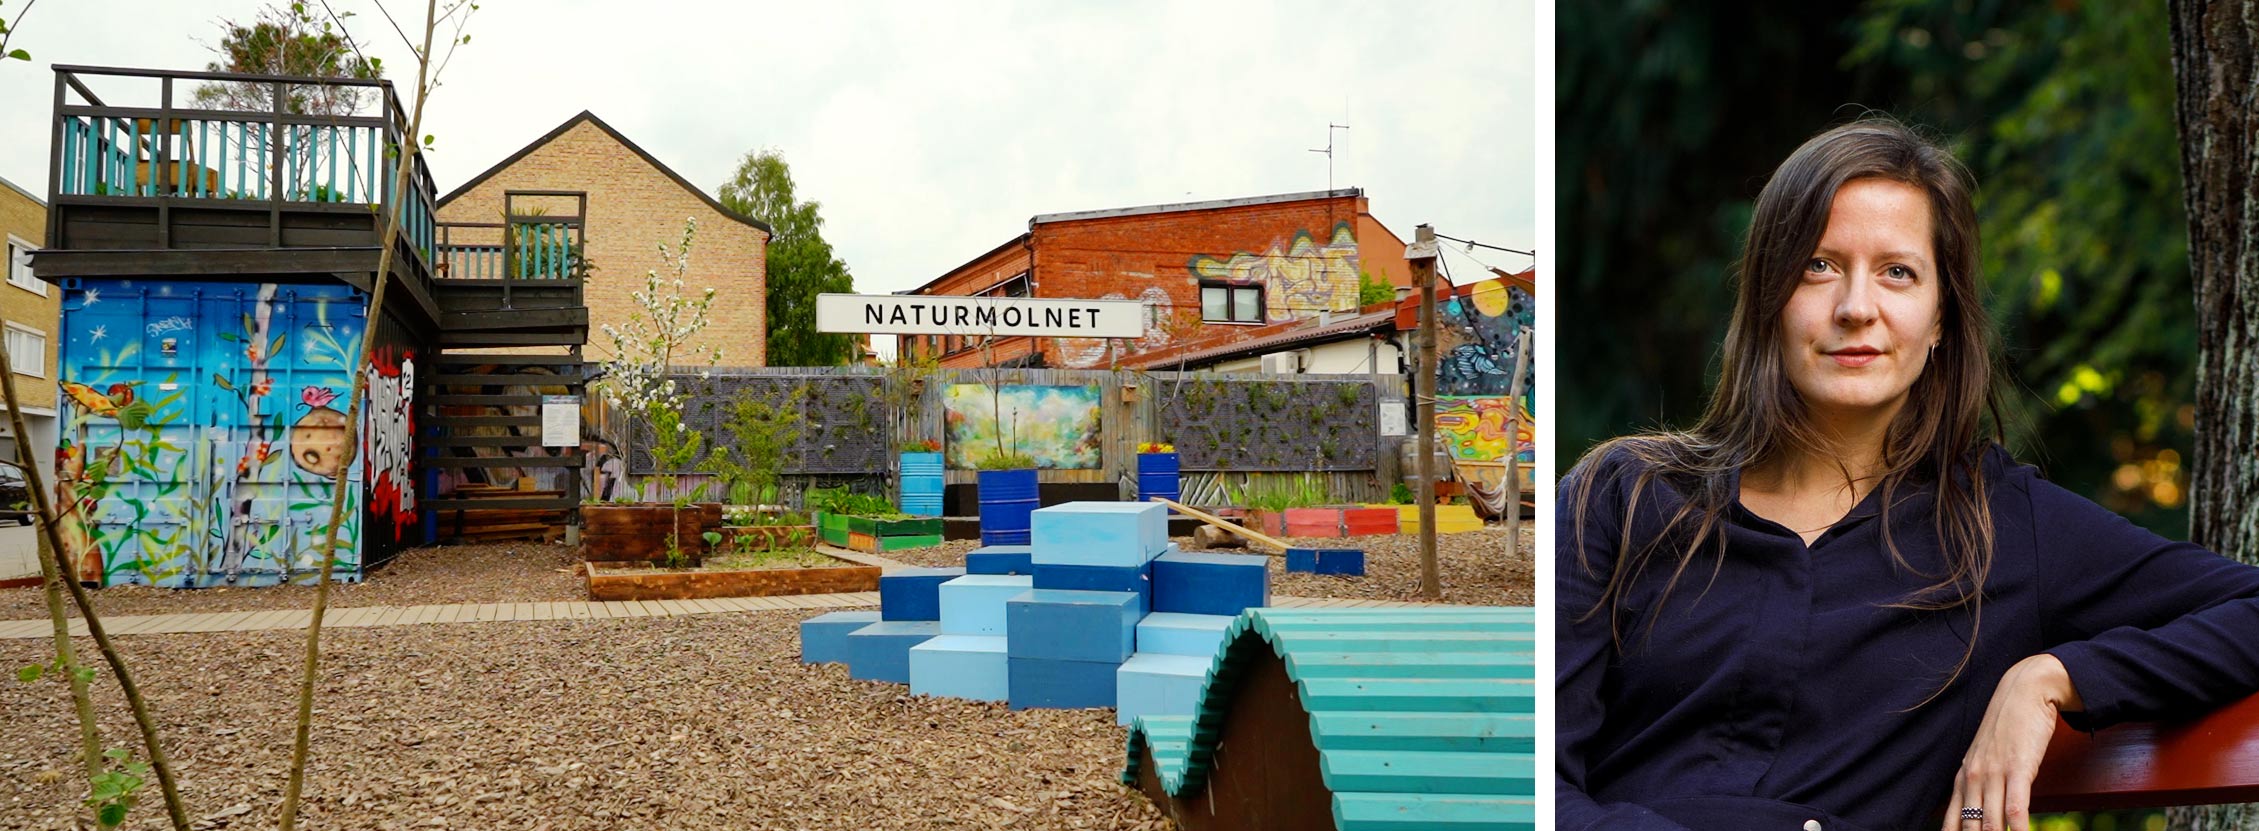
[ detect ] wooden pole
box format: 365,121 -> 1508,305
1502,326 -> 1531,547
1407,225 -> 1441,600
1147,496 -> 1290,554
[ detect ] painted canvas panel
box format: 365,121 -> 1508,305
943,384 -> 1102,469
57,279 -> 370,588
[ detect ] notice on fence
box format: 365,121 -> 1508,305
542,395 -> 580,447
1380,403 -> 1409,437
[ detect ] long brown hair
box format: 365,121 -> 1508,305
1568,117 -> 2005,703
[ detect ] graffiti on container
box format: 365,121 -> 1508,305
1434,395 -> 1533,465
56,279 -> 367,588
363,347 -> 415,535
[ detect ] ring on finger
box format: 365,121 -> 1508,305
1961,807 -> 1984,822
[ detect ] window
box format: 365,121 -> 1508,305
1200,281 -> 1264,323
5,324 -> 44,378
5,237 -> 42,297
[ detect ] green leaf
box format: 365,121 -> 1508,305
269,333 -> 287,356
72,666 -> 94,684
216,332 -> 239,343
16,664 -> 42,682
212,373 -> 235,392
103,748 -> 129,761
89,780 -> 121,802
96,801 -> 126,826
5,50 -> 26,62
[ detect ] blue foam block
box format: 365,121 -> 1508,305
800,610 -> 884,665
965,545 -> 1034,575
1030,502 -> 1168,568
909,634 -> 1009,701
1135,612 -> 1235,657
939,574 -> 1034,635
1286,548 -> 1318,573
1005,589 -> 1141,662
1116,652 -> 1213,725
1315,548 -> 1366,576
846,621 -> 941,683
1031,563 -> 1151,615
1009,656 -> 1121,710
1151,551 -> 1269,617
879,566 -> 966,621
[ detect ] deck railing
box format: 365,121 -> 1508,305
435,191 -> 587,282
49,65 -> 439,273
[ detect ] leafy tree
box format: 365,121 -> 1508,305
194,3 -> 382,116
0,0 -> 37,64
719,148 -> 858,366
1357,270 -> 1394,308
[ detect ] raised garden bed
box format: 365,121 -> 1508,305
1281,505 -> 1401,538
582,550 -> 880,601
819,512 -> 943,553
581,503 -> 725,565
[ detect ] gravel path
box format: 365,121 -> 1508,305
0,611 -> 1169,830
0,543 -> 584,621
889,526 -> 1534,608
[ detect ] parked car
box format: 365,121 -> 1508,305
0,465 -> 31,525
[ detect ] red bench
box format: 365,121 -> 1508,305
2032,692 -> 2259,811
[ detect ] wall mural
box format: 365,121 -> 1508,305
942,383 -> 1102,470
1188,221 -> 1362,323
57,279 -> 377,587
363,345 -> 416,540
1434,273 -> 1537,504
1435,396 -> 1534,466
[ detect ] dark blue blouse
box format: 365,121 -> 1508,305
1557,445 -> 2259,831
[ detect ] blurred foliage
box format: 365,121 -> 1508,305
1560,1 -> 2192,538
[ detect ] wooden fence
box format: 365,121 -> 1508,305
597,366 -> 1413,506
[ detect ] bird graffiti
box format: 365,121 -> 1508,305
60,381 -> 136,418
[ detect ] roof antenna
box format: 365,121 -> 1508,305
1309,123 -> 1350,191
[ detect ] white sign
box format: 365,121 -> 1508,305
542,395 -> 580,448
816,293 -> 1145,338
1380,403 -> 1409,437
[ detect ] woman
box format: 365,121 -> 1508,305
1557,119 -> 2259,831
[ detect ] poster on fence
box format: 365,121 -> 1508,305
943,384 -> 1103,470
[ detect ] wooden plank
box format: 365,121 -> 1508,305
441,308 -> 587,330
439,331 -> 586,346
435,353 -> 585,366
419,456 -> 581,469
30,246 -> 385,277
2034,692 -> 2259,811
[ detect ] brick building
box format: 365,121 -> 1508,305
437,111 -> 772,366
0,174 -> 59,485
901,189 -> 1409,369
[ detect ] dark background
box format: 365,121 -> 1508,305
1559,1 -> 2195,539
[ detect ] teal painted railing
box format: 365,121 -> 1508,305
51,66 -> 440,271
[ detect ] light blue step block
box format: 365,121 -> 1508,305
1135,612 -> 1235,657
1030,502 -> 1168,568
800,610 -> 884,665
939,574 -> 1034,636
846,621 -> 940,684
908,634 -> 1009,702
1116,652 -> 1213,726
965,545 -> 1034,575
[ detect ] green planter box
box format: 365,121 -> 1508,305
817,511 -> 852,546
844,515 -> 944,537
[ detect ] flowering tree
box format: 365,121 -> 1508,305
598,217 -> 722,505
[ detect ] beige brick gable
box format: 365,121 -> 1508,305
437,114 -> 770,367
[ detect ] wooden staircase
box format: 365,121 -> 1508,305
417,192 -> 593,537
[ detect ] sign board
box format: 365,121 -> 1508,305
541,395 -> 581,448
1379,403 -> 1409,437
816,293 -> 1145,339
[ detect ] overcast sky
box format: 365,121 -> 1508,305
0,0 -> 1536,302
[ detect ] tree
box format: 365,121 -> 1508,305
718,148 -> 858,366
2167,1 -> 2259,828
0,0 -> 37,64
194,4 -> 381,116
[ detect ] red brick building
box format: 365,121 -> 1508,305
901,188 -> 1410,368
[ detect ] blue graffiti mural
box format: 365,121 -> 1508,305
57,279 -> 373,587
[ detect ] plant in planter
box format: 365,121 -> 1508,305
1136,441 -> 1180,504
705,383 -> 813,547
973,444 -> 1039,546
806,486 -> 938,553
583,217 -> 725,566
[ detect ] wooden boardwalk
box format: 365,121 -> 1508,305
0,594 -> 1426,640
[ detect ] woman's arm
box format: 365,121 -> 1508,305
1555,458 -> 1695,831
1942,654 -> 2083,831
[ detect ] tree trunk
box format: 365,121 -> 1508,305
2168,1 -> 2259,828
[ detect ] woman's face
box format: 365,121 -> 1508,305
1778,177 -> 1944,430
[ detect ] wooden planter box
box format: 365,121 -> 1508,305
580,503 -> 725,564
719,524 -> 814,549
1393,503 -> 1486,534
582,555 -> 881,602
843,515 -> 944,553
1280,506 -> 1401,538
1244,510 -> 1287,538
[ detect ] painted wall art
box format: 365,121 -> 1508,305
55,278 -> 401,588
942,383 -> 1102,469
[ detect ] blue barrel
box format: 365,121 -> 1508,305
978,467 -> 1039,546
900,452 -> 944,517
1136,452 -> 1181,504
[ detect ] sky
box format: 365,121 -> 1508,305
0,0 -> 1537,310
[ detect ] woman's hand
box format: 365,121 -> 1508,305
1942,654 -> 2085,831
